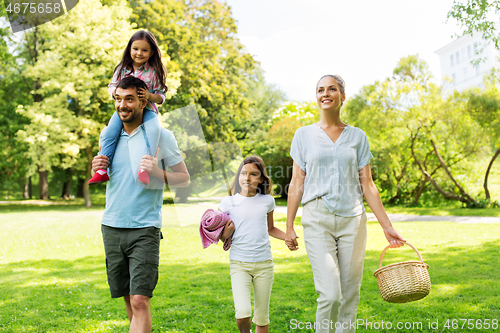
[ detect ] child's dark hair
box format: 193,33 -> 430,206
114,30 -> 167,92
229,156 -> 273,196
116,76 -> 148,93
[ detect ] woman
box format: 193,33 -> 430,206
285,75 -> 405,333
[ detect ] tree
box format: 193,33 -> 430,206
448,0 -> 500,56
15,0 -> 183,205
462,70 -> 500,199
254,101 -> 319,198
345,55 -> 487,205
0,18 -> 32,198
126,0 -> 257,143
126,0 -> 269,200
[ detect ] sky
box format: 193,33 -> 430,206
224,0 -> 463,101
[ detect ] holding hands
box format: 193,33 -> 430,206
285,229 -> 299,251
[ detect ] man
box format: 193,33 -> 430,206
92,76 -> 189,333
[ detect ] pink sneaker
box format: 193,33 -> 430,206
88,169 -> 109,185
138,170 -> 150,185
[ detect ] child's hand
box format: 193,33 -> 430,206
285,235 -> 299,251
221,220 -> 235,241
137,87 -> 150,101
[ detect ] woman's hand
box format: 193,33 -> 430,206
137,87 -> 150,101
285,229 -> 299,251
383,226 -> 406,248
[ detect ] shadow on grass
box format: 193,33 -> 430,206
1,242 -> 499,332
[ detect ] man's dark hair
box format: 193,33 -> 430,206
116,76 -> 148,93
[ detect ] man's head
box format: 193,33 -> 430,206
114,77 -> 148,125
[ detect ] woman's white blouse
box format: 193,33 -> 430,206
290,123 -> 373,217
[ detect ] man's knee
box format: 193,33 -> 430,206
130,295 -> 151,311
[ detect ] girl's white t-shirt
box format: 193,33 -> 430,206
218,193 -> 276,262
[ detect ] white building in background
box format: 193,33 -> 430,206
435,34 -> 500,92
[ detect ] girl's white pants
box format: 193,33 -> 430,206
230,259 -> 274,326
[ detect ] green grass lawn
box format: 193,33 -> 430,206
1,204 -> 500,332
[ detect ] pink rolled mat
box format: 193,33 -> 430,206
199,209 -> 232,251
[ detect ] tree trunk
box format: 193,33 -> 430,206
175,185 -> 192,203
84,147 -> 92,208
38,169 -> 49,200
430,140 -> 476,204
62,168 -> 73,199
412,179 -> 427,205
77,178 -> 84,197
23,177 -> 30,199
28,176 -> 32,199
484,147 -> 500,200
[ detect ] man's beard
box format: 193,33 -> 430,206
118,108 -> 139,123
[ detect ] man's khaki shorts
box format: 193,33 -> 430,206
101,225 -> 161,298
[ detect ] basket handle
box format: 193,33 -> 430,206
378,241 -> 424,269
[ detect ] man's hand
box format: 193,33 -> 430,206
140,148 -> 159,174
92,155 -> 109,173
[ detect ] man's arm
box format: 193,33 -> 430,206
161,161 -> 190,187
140,152 -> 190,187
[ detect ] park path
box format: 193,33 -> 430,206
273,206 -> 500,223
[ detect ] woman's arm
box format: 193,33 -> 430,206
359,164 -> 405,248
267,210 -> 286,240
285,161 -> 306,250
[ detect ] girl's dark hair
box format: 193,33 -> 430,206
113,30 -> 167,92
229,156 -> 273,196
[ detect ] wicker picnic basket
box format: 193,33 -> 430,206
373,241 -> 431,303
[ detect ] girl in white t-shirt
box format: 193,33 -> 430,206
218,156 -> 287,333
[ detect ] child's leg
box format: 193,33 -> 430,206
101,111 -> 123,163
137,110 -> 161,185
142,110 -> 161,157
252,260 -> 274,333
88,111 -> 122,185
230,260 -> 253,333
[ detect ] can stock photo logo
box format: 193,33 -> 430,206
3,0 -> 79,33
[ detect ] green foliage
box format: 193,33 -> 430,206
254,101 -> 319,197
447,0 -> 500,57
127,0 -> 258,144
0,31 -> 32,194
16,0 -> 136,174
344,55 -> 488,205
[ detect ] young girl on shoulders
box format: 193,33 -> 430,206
218,156 -> 287,333
89,30 -> 167,186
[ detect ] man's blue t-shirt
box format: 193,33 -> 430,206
99,125 -> 183,228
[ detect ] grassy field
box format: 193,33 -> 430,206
1,204 -> 500,332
